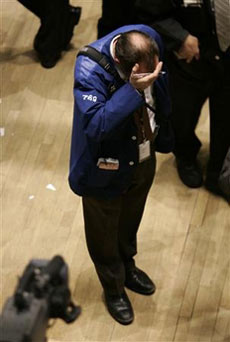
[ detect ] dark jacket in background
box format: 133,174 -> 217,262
135,0 -> 221,65
135,0 -> 218,44
134,0 -> 230,177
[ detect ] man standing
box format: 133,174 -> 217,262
69,25 -> 172,324
135,0 -> 230,198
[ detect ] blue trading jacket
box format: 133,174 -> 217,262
69,24 -> 171,198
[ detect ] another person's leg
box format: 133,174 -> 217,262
206,57 -> 230,197
97,0 -> 134,38
34,0 -> 81,68
18,0 -> 81,68
168,60 -> 209,187
218,147 -> 230,202
17,0 -> 43,18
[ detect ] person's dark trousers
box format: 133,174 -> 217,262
17,0 -> 78,63
97,0 -> 134,38
167,51 -> 230,178
82,154 -> 156,296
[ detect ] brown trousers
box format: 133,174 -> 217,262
82,154 -> 156,295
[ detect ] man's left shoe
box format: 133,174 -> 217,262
125,267 -> 156,295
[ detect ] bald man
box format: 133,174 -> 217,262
69,25 -> 172,324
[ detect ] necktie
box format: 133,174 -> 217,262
134,105 -> 154,144
214,0 -> 230,52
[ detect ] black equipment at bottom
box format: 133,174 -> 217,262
0,255 -> 81,342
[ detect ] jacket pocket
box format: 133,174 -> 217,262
87,164 -> 119,188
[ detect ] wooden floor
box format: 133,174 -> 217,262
1,1 -> 230,341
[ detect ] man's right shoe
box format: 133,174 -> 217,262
176,158 -> 203,188
104,290 -> 134,325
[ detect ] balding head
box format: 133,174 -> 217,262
128,31 -> 151,51
114,30 -> 159,78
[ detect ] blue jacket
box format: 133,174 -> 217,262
69,25 -> 171,198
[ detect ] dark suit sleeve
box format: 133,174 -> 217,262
134,0 -> 189,51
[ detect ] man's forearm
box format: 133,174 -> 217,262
152,18 -> 189,52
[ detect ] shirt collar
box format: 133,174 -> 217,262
110,35 -> 127,80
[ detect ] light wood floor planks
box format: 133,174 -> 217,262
1,1 -> 230,341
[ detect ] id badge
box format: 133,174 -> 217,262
139,140 -> 151,163
97,158 -> 119,170
182,0 -> 202,7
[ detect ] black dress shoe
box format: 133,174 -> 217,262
104,291 -> 134,325
39,53 -> 61,68
176,158 -> 203,188
125,267 -> 156,295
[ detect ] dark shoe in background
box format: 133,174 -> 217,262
34,6 -> 82,68
205,173 -> 229,202
176,158 -> 203,188
125,267 -> 156,295
104,290 -> 134,325
39,53 -> 61,69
